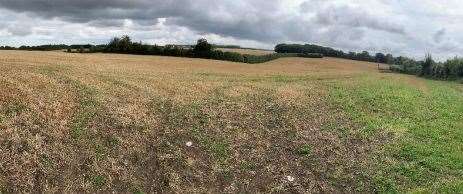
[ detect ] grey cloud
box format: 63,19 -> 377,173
88,19 -> 127,28
1,0 -> 463,60
167,16 -> 287,42
314,5 -> 406,35
0,0 -> 190,22
433,28 -> 446,43
437,42 -> 460,52
7,25 -> 32,36
0,0 -> 303,43
0,0 -> 402,43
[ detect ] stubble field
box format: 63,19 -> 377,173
0,50 -> 461,193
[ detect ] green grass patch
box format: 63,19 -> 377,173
0,99 -> 33,129
437,180 -> 463,193
330,75 -> 463,193
191,126 -> 231,164
91,175 -> 106,189
297,145 -> 312,156
69,84 -> 100,139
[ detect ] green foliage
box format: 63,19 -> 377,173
392,56 -> 422,75
106,35 -> 133,53
298,53 -> 324,58
193,38 -> 213,58
210,50 -> 244,62
375,53 -> 387,63
275,43 -> 383,62
392,54 -> 463,80
275,43 -> 345,57
0,44 -> 106,53
422,54 -> 434,76
443,57 -> 463,78
385,54 -> 395,64
18,44 -> 69,51
243,53 -> 291,63
102,36 -> 323,63
0,46 -> 15,50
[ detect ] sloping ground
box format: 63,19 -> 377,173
0,50 -> 461,193
217,48 -> 275,56
332,76 -> 463,193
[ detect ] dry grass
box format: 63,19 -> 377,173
216,48 -> 275,56
0,50 -> 384,192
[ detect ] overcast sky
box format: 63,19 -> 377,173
0,0 -> 462,60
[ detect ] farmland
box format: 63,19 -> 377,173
0,50 -> 462,193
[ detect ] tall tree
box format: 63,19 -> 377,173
375,53 -> 386,63
422,53 -> 434,76
193,38 -> 213,58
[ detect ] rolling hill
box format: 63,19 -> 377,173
0,50 -> 461,193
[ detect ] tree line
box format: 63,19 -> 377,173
101,35 -> 323,63
0,41 -> 397,65
0,35 -> 323,64
275,44 -> 395,63
391,54 -> 463,79
0,44 -> 105,52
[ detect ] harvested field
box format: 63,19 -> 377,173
0,50 -> 462,193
